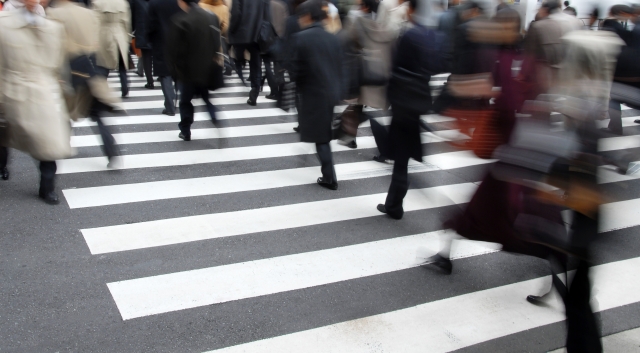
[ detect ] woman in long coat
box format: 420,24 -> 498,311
92,0 -> 132,97
131,0 -> 154,89
0,6 -> 74,204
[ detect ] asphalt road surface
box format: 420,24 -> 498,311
2,63 -> 640,353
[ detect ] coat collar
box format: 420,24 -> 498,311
2,8 -> 48,31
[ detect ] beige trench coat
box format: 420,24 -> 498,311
343,15 -> 398,110
0,12 -> 74,161
92,0 -> 131,70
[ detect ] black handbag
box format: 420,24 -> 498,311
258,0 -> 277,55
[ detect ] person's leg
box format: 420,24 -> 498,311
38,160 -> 58,204
263,57 -> 277,98
119,55 -> 129,97
608,98 -> 623,135
233,45 -> 247,85
199,86 -> 218,125
89,97 -> 119,160
178,82 -> 196,139
160,76 -> 176,115
382,151 -> 410,219
142,49 -> 154,87
0,147 -> 9,180
136,55 -> 144,77
316,142 -> 337,187
247,43 -> 262,104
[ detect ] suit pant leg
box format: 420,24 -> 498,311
38,160 -> 57,193
316,142 -> 336,184
263,57 -> 277,94
384,145 -> 410,219
0,147 -> 8,168
199,86 -> 217,124
608,98 -> 623,135
247,43 -> 262,98
93,110 -> 118,159
178,82 -> 196,136
119,55 -> 129,96
142,49 -> 153,85
160,76 -> 176,113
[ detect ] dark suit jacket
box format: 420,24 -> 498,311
229,0 -> 267,45
166,5 -> 221,87
131,0 -> 151,49
146,0 -> 181,76
292,23 -> 342,144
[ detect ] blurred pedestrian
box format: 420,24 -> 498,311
262,0 -> 289,100
2,0 -> 45,15
376,0 -> 441,219
229,0 -> 267,106
131,0 -> 155,89
339,0 -> 396,149
0,0 -> 74,204
562,1 -> 576,16
147,0 -> 182,116
200,0 -> 229,35
92,0 -> 132,98
291,0 -> 342,190
166,0 -> 224,141
49,0 -> 125,168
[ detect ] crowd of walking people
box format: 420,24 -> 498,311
1,0 -> 640,351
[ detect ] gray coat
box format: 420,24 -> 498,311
292,23 -> 342,144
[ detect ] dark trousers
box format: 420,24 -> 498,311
97,55 -> 129,96
564,212 -> 602,353
263,57 -> 283,95
39,161 -> 57,193
92,72 -> 118,159
316,143 -> 336,184
238,43 -> 262,99
384,110 -> 420,219
139,49 -> 153,85
608,98 -> 623,135
178,82 -> 217,137
160,76 -> 176,114
0,147 -> 7,168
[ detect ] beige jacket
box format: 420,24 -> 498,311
48,1 -> 122,120
0,11 -> 74,161
47,1 -> 100,58
200,0 -> 229,36
92,0 -> 131,70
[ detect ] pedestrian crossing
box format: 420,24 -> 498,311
58,61 -> 640,352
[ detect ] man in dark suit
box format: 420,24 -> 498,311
229,0 -> 267,106
377,0 -> 440,219
131,0 -> 154,89
292,0 -> 342,190
147,0 -> 181,115
166,0 -> 223,141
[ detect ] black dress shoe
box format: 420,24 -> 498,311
162,109 -> 175,116
121,90 -> 129,98
425,254 -> 452,275
317,177 -> 338,190
179,132 -> 191,141
635,119 -> 640,124
293,126 -> 300,132
376,204 -> 402,220
372,155 -> 392,164
144,83 -> 155,89
39,190 -> 60,205
265,93 -> 277,100
247,98 -> 257,106
1,167 -> 8,180
526,295 -> 546,306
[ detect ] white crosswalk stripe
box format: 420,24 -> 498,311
59,62 -> 640,352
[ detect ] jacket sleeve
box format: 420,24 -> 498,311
123,1 -> 132,36
165,19 -> 186,79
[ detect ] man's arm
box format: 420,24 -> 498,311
229,0 -> 242,36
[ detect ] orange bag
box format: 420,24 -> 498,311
444,108 -> 503,159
